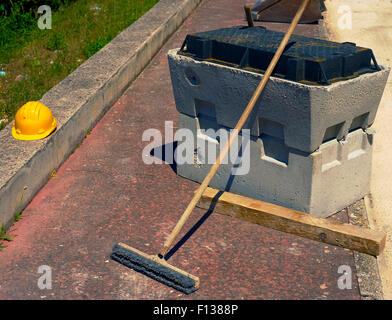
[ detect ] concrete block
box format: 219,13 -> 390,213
176,113 -> 373,217
168,49 -> 389,153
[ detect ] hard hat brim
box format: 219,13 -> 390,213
12,118 -> 57,141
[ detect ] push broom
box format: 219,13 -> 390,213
111,0 -> 311,294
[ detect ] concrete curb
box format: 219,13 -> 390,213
0,0 -> 203,230
364,195 -> 391,299
320,9 -> 386,300
349,199 -> 384,300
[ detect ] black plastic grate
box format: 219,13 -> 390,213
178,26 -> 380,85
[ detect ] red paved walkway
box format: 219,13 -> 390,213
0,0 -> 361,299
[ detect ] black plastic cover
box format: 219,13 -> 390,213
178,26 -> 380,85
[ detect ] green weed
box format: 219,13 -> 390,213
83,36 -> 111,58
14,212 -> 22,222
0,224 -> 12,241
45,31 -> 67,51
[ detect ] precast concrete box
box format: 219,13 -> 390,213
177,113 -> 373,218
168,26 -> 389,217
168,49 -> 389,153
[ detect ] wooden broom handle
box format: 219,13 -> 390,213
160,0 -> 311,257
244,4 -> 254,27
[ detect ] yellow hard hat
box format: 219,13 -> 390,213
12,101 -> 57,141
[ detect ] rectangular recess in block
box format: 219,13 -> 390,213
323,122 -> 345,143
321,160 -> 341,172
195,98 -> 216,118
197,114 -> 220,143
259,118 -> 285,139
260,134 -> 289,166
320,139 -> 343,172
194,99 -> 220,143
349,112 -> 369,132
348,149 -> 366,160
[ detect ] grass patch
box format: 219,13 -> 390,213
14,212 -> 23,222
0,223 -> 13,251
0,0 -> 159,127
45,31 -> 67,51
84,36 -> 112,58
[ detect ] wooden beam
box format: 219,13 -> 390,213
196,187 -> 386,256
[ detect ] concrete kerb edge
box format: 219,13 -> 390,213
363,195 -> 391,299
321,11 -> 387,300
347,198 -> 384,300
0,0 -> 203,230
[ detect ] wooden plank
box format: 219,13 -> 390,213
196,187 -> 386,256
